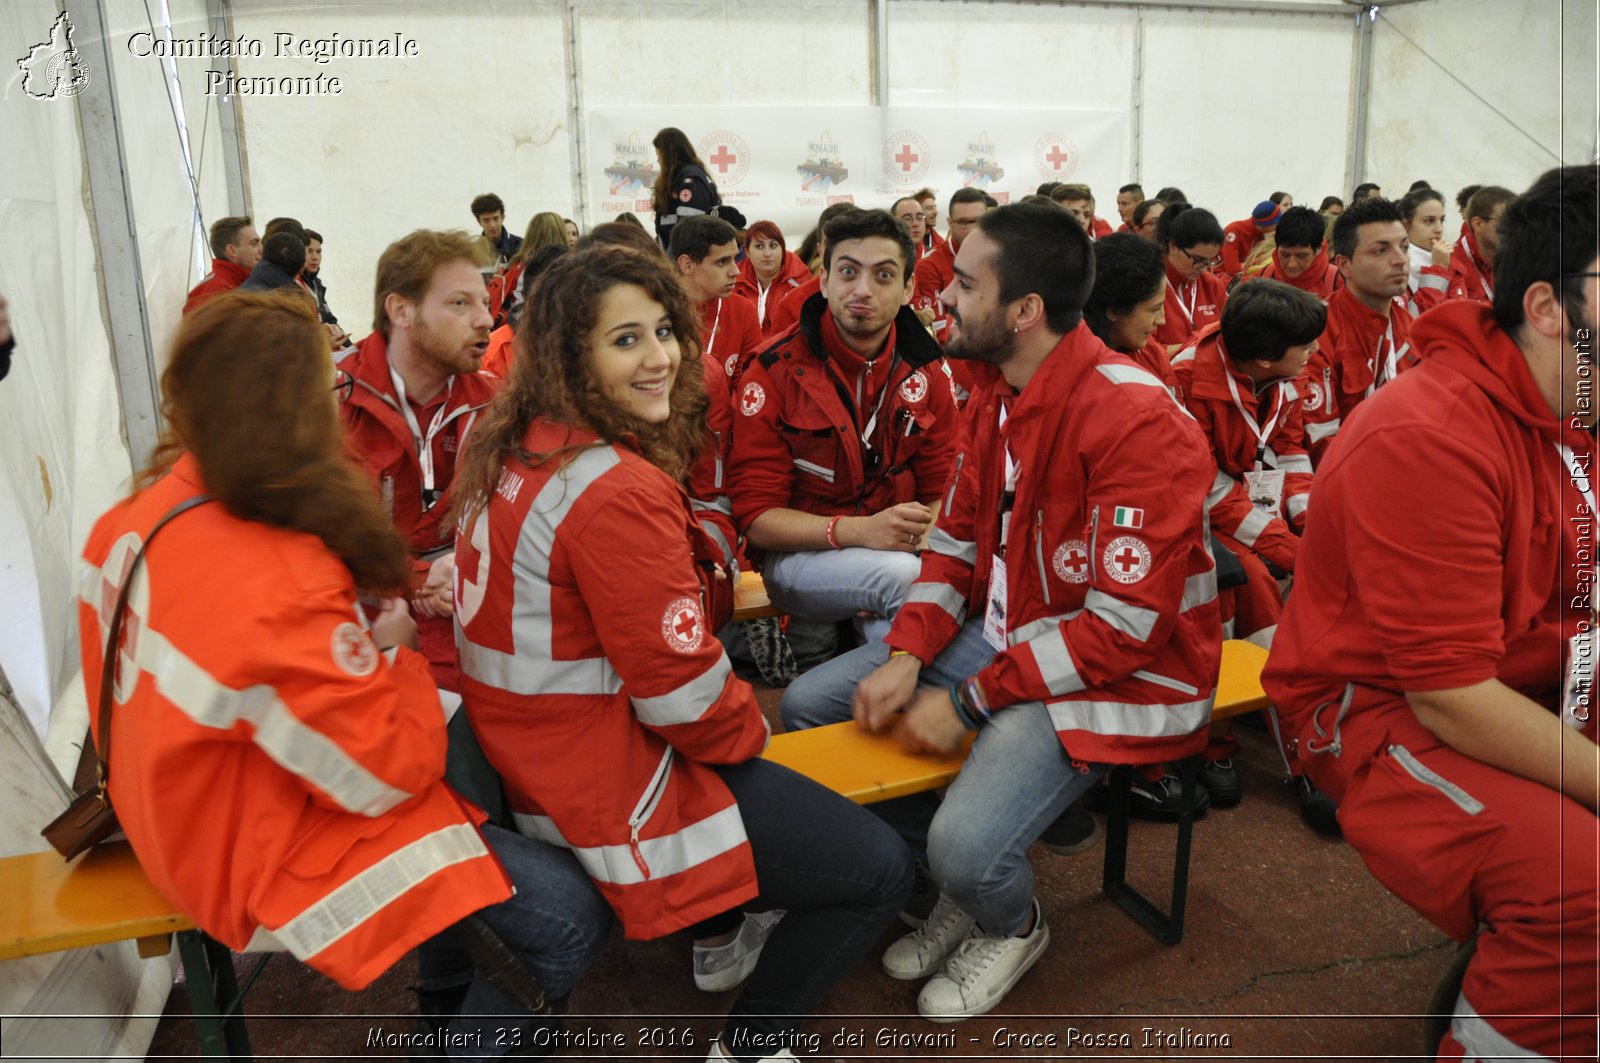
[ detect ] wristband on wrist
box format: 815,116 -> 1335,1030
889,649 -> 914,660
825,515 -> 844,550
948,684 -> 980,731
963,676 -> 994,723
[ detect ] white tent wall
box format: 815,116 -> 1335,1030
226,0 -> 574,334
1367,0 -> 1598,223
1140,7 -> 1354,218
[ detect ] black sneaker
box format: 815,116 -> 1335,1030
1198,758 -> 1243,806
1039,803 -> 1102,856
1129,773 -> 1211,822
1294,776 -> 1341,834
899,859 -> 939,928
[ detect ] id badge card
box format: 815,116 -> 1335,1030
1563,630 -> 1594,732
983,555 -> 1008,652
1243,468 -> 1286,517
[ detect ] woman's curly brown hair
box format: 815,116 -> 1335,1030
451,245 -> 710,524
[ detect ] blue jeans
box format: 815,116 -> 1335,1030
782,619 -> 1107,937
714,758 -> 912,1058
416,824 -> 613,1060
763,547 -> 921,643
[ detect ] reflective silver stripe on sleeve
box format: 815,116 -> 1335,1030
81,559 -> 420,817
1169,346 -> 1197,367
269,823 -> 492,960
691,495 -> 734,517
792,458 -> 835,483
1046,694 -> 1213,738
1306,418 -> 1341,443
1095,363 -> 1164,388
1007,611 -> 1081,646
1206,468 -> 1236,509
1026,628 -> 1086,697
927,526 -> 977,566
1084,588 -> 1158,642
1232,506 -> 1273,548
905,581 -> 968,623
1450,992 -> 1553,1061
1180,568 -> 1219,612
1276,454 -> 1313,474
1419,273 -> 1449,292
513,804 -> 748,887
1286,492 -> 1310,522
632,651 -> 733,727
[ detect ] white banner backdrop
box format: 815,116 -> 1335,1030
588,107 -> 1125,240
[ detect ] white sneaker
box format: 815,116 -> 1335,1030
705,1040 -> 797,1061
693,910 -> 785,992
881,893 -> 975,980
916,899 -> 1050,1021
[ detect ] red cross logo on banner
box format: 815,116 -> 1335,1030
894,144 -> 920,172
710,145 -> 738,173
1053,540 -> 1091,584
1044,144 -> 1071,170
661,596 -> 706,653
1103,535 -> 1152,584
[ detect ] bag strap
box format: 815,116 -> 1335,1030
92,493 -> 214,794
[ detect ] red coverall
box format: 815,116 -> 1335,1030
1263,302 -> 1598,1061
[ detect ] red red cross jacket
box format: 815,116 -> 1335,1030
1447,229 -> 1495,304
727,295 -> 958,541
80,456 -> 511,989
339,333 -> 496,560
689,353 -> 740,571
886,327 -> 1223,765
698,294 -> 765,387
456,421 -> 769,940
768,273 -> 821,336
182,259 -> 251,315
1299,288 -> 1416,466
1171,324 -> 1312,575
1122,336 -> 1178,394
1153,262 -> 1229,350
1407,244 -> 1450,317
733,253 -> 812,338
1219,219 -> 1264,277
1263,300 -> 1597,801
1259,249 -> 1341,302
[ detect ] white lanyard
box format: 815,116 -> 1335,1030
999,403 -> 1019,491
1558,442 -> 1596,517
1372,316 -> 1408,391
1219,341 -> 1284,467
388,363 -> 454,505
1466,234 -> 1495,300
858,355 -> 899,452
1167,275 -> 1197,328
704,298 -> 724,360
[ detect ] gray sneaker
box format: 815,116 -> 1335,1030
693,910 -> 785,992
881,893 -> 974,980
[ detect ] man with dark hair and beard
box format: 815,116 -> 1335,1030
785,202 -> 1221,1022
1264,165 -> 1600,1061
339,229 -> 496,691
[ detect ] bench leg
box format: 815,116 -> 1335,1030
1101,758 -> 1196,945
177,930 -> 254,1061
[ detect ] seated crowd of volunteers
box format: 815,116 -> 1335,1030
101,160 -> 1595,1061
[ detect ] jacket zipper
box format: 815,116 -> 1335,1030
627,747 -> 675,879
1088,504 -> 1101,581
1033,510 -> 1052,606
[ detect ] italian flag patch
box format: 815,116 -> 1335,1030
1112,506 -> 1144,529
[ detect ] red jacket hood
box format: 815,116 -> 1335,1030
1410,301 -> 1571,442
